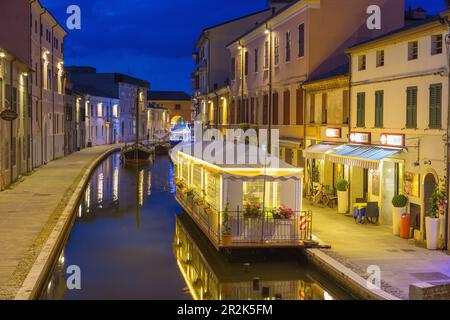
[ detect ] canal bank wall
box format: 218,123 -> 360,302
12,146 -> 122,300
306,249 -> 401,300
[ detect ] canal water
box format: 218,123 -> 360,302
41,153 -> 353,300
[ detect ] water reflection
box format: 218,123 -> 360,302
174,214 -> 350,300
41,153 -> 351,300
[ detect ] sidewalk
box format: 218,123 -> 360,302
306,203 -> 450,299
0,145 -> 120,299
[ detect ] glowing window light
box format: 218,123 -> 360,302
113,167 -> 119,201
98,173 -> 104,205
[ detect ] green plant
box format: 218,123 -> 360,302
429,187 -> 447,218
392,194 -> 408,208
336,179 -> 348,192
222,204 -> 232,235
272,206 -> 295,220
175,179 -> 186,189
243,203 -> 262,219
185,187 -> 194,197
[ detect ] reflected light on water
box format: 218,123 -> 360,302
113,167 -> 119,202
139,170 -> 144,206
85,183 -> 91,213
147,170 -> 152,196
98,173 -> 104,206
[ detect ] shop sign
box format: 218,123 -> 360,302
349,132 -> 371,144
380,134 -> 404,147
0,109 -> 18,121
325,128 -> 341,139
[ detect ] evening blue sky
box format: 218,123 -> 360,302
40,0 -> 444,93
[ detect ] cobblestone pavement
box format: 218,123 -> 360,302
306,203 -> 450,300
0,145 -> 120,299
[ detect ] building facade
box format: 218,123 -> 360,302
346,14 -> 450,245
147,90 -> 191,127
227,0 -> 405,164
30,0 -> 67,166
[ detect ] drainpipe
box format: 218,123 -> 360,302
39,9 -> 45,164
239,41 -> 245,126
9,58 -> 16,184
444,17 -> 450,250
51,24 -> 57,160
268,26 -> 273,153
347,52 -> 353,211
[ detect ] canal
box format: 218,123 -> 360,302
41,152 -> 353,300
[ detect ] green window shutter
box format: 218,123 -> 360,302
406,87 -> 417,128
357,93 -> 365,127
429,84 -> 442,129
375,91 -> 383,128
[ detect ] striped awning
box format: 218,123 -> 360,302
303,144 -> 339,160
328,145 -> 402,170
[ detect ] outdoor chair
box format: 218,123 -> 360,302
365,202 -> 379,224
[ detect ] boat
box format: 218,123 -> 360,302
153,131 -> 171,155
121,89 -> 154,165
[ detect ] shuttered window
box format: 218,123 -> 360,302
406,86 -> 417,129
356,92 -> 365,127
374,90 -> 384,128
342,90 -> 349,124
283,90 -> 290,125
321,93 -> 327,124
263,94 -> 269,125
429,83 -> 442,129
272,92 -> 279,125
296,88 -> 304,125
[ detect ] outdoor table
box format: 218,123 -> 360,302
353,203 -> 367,224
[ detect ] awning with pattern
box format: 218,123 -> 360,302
328,145 -> 402,170
303,144 -> 340,160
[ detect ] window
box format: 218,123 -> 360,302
274,36 -> 280,66
263,94 -> 269,125
272,92 -> 279,125
358,55 -> 366,71
12,87 -> 18,112
244,51 -> 249,76
356,92 -> 365,127
298,24 -> 305,57
376,50 -> 384,67
343,90 -> 349,124
264,41 -> 269,70
66,105 -> 73,122
97,103 -> 103,117
309,94 -> 315,123
283,90 -> 290,125
230,57 -> 236,81
408,41 -> 418,60
296,88 -> 304,125
175,104 -> 181,110
254,48 -> 258,73
431,34 -> 443,55
429,83 -> 442,129
374,90 -> 384,128
285,31 -> 291,62
321,93 -> 327,124
406,86 -> 417,128
243,181 -> 280,208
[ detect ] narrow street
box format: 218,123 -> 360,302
306,203 -> 450,299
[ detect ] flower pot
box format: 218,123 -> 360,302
222,234 -> 233,246
392,207 -> 403,236
337,190 -> 348,214
425,216 -> 440,250
439,215 -> 446,249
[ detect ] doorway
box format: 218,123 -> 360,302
423,173 -> 437,217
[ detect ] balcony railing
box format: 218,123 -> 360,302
176,188 -> 312,248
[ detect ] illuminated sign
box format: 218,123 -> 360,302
325,128 -> 341,138
349,132 -> 371,144
380,134 -> 404,147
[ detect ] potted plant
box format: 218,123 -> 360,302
243,203 -> 262,219
392,194 -> 408,236
185,187 -> 194,199
272,206 -> 295,220
336,179 -> 349,214
426,188 -> 446,250
222,205 -> 233,246
271,206 -> 294,239
175,179 -> 186,190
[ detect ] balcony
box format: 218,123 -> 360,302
176,188 -> 312,249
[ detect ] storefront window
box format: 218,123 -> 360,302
403,171 -> 419,198
205,171 -> 220,210
243,181 -> 280,209
192,165 -> 202,193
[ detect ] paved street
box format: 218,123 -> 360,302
306,203 -> 450,299
0,145 -> 120,299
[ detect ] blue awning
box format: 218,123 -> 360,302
328,145 -> 402,170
